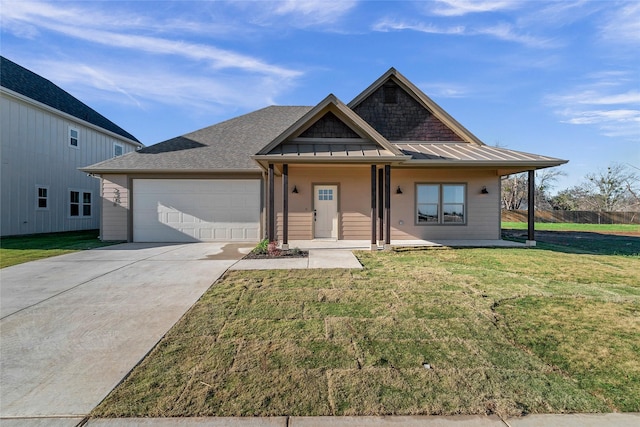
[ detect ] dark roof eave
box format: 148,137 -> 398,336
252,155 -> 411,163
80,167 -> 262,174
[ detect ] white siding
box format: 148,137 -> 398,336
0,91 -> 139,236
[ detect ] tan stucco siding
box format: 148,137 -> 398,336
390,169 -> 501,240
273,165 -> 501,241
100,174 -> 129,241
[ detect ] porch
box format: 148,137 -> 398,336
284,239 -> 526,250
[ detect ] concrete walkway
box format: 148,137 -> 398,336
0,242 -> 253,419
230,249 -> 363,270
3,413 -> 636,426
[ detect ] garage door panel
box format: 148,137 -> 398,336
133,179 -> 260,242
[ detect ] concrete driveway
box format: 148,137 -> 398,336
0,242 -> 253,420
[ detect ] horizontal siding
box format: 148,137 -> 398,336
276,212 -> 312,240
341,212 -> 370,239
101,175 -> 129,241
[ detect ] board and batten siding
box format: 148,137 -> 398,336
0,91 -> 139,236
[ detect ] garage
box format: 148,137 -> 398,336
132,179 -> 261,242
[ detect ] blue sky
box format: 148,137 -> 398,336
2,0 -> 638,192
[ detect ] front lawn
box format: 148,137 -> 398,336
93,244 -> 640,417
0,230 -> 119,268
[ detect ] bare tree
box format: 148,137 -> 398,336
552,163 -> 639,211
585,163 -> 638,211
501,168 -> 565,210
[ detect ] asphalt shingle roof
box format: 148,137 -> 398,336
1,56 -> 140,143
83,106 -> 313,172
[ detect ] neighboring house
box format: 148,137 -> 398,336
83,68 -> 566,247
1,56 -> 142,236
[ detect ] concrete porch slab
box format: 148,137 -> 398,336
286,239 -> 525,250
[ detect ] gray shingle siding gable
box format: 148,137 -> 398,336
0,56 -> 140,143
83,106 -> 313,172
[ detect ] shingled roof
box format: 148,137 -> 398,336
1,56 -> 140,143
83,106 -> 313,172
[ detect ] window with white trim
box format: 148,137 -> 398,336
69,126 -> 79,148
416,184 -> 466,224
70,190 -> 91,217
114,143 -> 124,157
36,186 -> 48,209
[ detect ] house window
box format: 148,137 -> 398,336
70,190 -> 91,217
36,186 -> 48,209
416,184 -> 466,224
69,126 -> 79,148
114,143 -> 124,157
318,189 -> 333,201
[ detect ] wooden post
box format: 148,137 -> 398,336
384,165 -> 391,248
378,168 -> 384,245
282,164 -> 289,250
268,163 -> 274,242
527,169 -> 536,246
371,165 -> 377,250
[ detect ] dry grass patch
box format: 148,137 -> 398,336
93,247 -> 639,418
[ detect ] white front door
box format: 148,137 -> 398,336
314,185 -> 338,239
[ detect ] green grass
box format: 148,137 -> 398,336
92,242 -> 640,418
0,230 -> 120,268
502,222 -> 640,233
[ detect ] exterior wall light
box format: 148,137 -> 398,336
292,185 -> 299,194
396,186 -> 403,194
481,186 -> 489,194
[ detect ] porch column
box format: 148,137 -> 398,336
378,168 -> 384,245
268,163 -> 275,242
282,163 -> 289,250
384,165 -> 391,248
527,169 -> 536,246
370,165 -> 377,250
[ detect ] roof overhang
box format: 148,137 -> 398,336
348,68 -> 486,146
80,167 -> 261,175
257,94 -> 404,157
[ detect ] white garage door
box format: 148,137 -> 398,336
133,179 -> 261,242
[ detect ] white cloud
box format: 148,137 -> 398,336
547,72 -> 640,140
33,58 -> 293,112
429,0 -> 520,16
3,2 -> 299,78
599,2 -> 640,45
1,0 -> 303,109
373,19 -> 465,35
552,91 -> 640,106
373,18 -> 552,48
272,0 -> 358,25
418,82 -> 471,98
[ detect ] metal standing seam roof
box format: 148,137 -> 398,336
267,140 -> 396,158
395,142 -> 564,164
0,56 -> 140,144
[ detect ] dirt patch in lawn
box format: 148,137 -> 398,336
502,229 -> 640,256
243,249 -> 308,259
